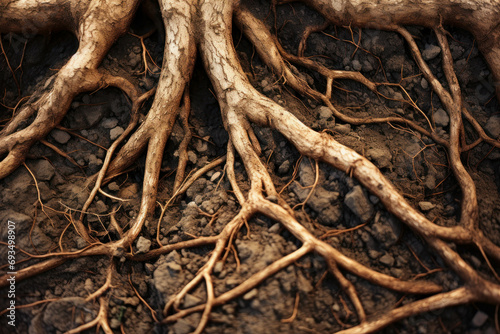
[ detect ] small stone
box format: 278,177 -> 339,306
119,183 -> 140,199
269,223 -> 280,233
297,272 -> 313,293
214,261 -> 224,274
85,105 -> 106,126
368,250 -> 381,259
136,236 -> 151,253
317,106 -> 333,120
393,92 -> 404,100
344,186 -> 374,222
363,60 -> 374,72
332,303 -> 340,312
472,311 -> 488,327
418,201 -> 436,212
433,108 -> 449,127
391,268 -> 403,278
101,118 -> 119,129
31,159 -> 55,181
95,200 -> 107,213
210,171 -> 221,182
278,160 -> 290,174
187,151 -> 197,164
379,253 -> 395,267
110,318 -> 121,329
184,294 -> 203,308
335,123 -> 351,135
144,263 -> 155,275
243,289 -> 258,300
50,129 -> 71,144
367,147 -> 392,168
421,78 -> 429,89
422,44 -> 441,60
84,278 -> 94,292
484,115 -> 500,138
172,319 -> 194,334
352,59 -> 362,71
110,126 -> 124,140
38,182 -> 53,201
108,182 -> 120,192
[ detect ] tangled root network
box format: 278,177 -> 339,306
1,0 -> 500,333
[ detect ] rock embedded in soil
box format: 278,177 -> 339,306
334,123 -> 351,135
30,159 -> 55,181
101,117 -> 119,129
379,253 -> 395,267
110,126 -> 125,140
50,129 -> 71,144
433,108 -> 450,127
422,44 -> 441,60
484,115 -> 500,138
419,201 -> 436,212
317,106 -> 333,120
136,236 -> 152,253
471,311 -> 489,327
367,146 -> 392,169
344,185 -> 374,222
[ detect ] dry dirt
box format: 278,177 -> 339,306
1,2 -> 499,334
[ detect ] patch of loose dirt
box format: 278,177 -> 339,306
1,1 -> 499,334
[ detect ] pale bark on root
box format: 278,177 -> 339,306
1,0 -> 500,333
197,0 -> 500,329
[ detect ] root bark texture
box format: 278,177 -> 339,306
1,0 -> 499,333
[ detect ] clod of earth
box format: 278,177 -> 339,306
1,0 -> 500,333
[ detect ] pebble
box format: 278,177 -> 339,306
317,106 -> 333,120
110,318 -> 121,329
297,272 -> 314,293
418,201 -> 436,212
278,160 -> 290,174
368,250 -> 381,259
367,147 -> 392,168
213,261 -> 224,274
471,310 -> 488,327
420,78 -> 429,89
31,159 -> 55,181
84,105 -> 105,126
379,253 -> 395,267
243,289 -> 258,300
371,221 -> 398,249
50,129 -> 71,144
269,223 -> 280,233
188,151 -> 197,164
484,115 -> 500,138
119,183 -> 140,199
352,59 -> 362,71
422,44 -> 441,60
108,182 -> 120,192
136,236 -> 151,253
210,171 -> 221,182
183,294 -> 202,308
95,200 -> 107,213
344,186 -> 374,222
335,123 -> 351,135
172,319 -> 194,334
433,108 -> 449,127
110,126 -> 124,140
101,118 -> 119,129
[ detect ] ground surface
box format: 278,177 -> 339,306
1,2 -> 500,334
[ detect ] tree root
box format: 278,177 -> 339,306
1,0 -> 499,333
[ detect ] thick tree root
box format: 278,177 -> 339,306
1,0 -> 500,333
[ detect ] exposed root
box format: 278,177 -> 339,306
1,0 -> 499,333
